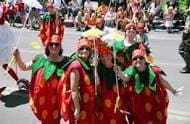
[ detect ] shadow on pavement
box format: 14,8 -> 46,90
0,90 -> 29,107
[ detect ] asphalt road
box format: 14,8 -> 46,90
0,27 -> 190,124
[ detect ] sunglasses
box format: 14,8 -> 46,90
49,43 -> 60,47
127,26 -> 136,31
127,29 -> 136,33
132,56 -> 144,61
79,47 -> 90,51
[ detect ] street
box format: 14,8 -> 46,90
0,27 -> 190,124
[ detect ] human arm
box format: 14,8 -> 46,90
159,75 -> 183,95
70,69 -> 80,120
13,49 -> 32,71
91,57 -> 100,86
113,65 -> 131,82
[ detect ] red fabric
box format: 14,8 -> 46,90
0,87 -> 6,94
15,3 -> 25,12
39,19 -> 64,47
29,69 -> 61,123
127,66 -> 169,124
0,5 -> 6,25
97,79 -> 127,124
6,5 -> 16,15
57,60 -> 96,124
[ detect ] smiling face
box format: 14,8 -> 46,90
125,24 -> 137,41
132,49 -> 146,71
132,55 -> 146,70
78,45 -> 91,60
101,54 -> 113,68
125,29 -> 137,42
47,35 -> 62,56
48,42 -> 61,55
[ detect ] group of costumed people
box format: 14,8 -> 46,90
0,2 -> 183,124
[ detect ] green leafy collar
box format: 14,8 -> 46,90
40,12 -> 55,22
124,65 -> 156,94
70,53 -> 91,71
32,55 -> 71,80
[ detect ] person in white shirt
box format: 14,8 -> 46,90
67,0 -> 81,17
104,7 -> 116,28
84,0 -> 93,12
52,0 -> 67,10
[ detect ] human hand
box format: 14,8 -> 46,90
74,108 -> 80,121
173,86 -> 184,96
91,57 -> 99,67
113,65 -> 122,73
12,48 -> 20,59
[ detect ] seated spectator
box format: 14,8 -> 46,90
96,2 -> 108,16
132,5 -> 146,24
15,0 -> 26,25
74,11 -> 85,31
6,2 -> 16,27
148,0 -> 162,23
116,6 -> 127,31
84,0 -> 93,13
124,2 -> 133,21
83,12 -> 90,30
128,0 -> 141,13
136,22 -> 150,46
86,12 -> 97,28
104,7 -> 116,28
166,0 -> 178,9
163,6 -> 175,33
96,14 -> 104,30
166,0 -> 178,19
28,7 -> 40,30
67,0 -> 81,17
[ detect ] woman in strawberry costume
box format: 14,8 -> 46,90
57,38 -> 96,124
96,43 -> 127,124
13,34 -> 71,124
115,49 -> 182,124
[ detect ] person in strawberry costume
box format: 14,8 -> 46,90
57,38 -> 97,124
13,34 -> 71,124
96,43 -> 127,124
115,49 -> 183,124
39,2 -> 64,47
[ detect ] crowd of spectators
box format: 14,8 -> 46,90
1,0 -> 190,32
